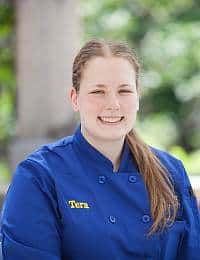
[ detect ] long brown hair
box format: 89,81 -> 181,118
72,38 -> 179,234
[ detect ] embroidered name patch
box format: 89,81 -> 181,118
67,200 -> 90,208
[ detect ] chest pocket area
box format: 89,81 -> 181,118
160,219 -> 185,260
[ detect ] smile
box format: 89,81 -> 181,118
98,116 -> 124,124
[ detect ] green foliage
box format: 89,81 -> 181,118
0,160 -> 10,183
136,113 -> 178,149
169,146 -> 200,175
80,0 -> 200,174
0,3 -> 15,144
0,2 -> 15,182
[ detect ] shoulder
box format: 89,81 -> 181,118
26,134 -> 74,166
149,146 -> 188,194
12,134 -> 75,186
150,146 -> 182,171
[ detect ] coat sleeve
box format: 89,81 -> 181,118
0,159 -> 62,260
177,160 -> 200,259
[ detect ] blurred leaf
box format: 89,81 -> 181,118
136,113 -> 178,149
169,146 -> 200,175
0,160 -> 11,185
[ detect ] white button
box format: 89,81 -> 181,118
142,214 -> 151,223
109,215 -> 116,223
128,175 -> 137,183
98,175 -> 106,184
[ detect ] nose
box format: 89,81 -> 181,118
105,93 -> 120,110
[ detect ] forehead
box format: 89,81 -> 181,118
81,57 -> 136,84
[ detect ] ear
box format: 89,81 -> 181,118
68,87 -> 79,112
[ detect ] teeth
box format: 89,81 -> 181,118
99,117 -> 122,123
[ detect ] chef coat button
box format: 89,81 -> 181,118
98,175 -> 106,184
142,214 -> 151,223
109,215 -> 116,223
128,175 -> 137,183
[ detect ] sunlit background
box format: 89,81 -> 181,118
0,0 -> 200,205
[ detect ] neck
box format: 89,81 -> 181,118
81,129 -> 125,172
94,139 -> 124,172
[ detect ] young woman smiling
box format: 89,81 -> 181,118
0,39 -> 199,260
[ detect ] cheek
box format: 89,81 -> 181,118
80,96 -> 102,113
121,96 -> 138,111
87,96 -> 103,108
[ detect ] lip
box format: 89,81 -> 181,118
98,116 -> 124,119
98,116 -> 124,124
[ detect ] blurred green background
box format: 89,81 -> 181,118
0,0 -> 200,190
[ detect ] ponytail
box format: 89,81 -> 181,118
126,129 -> 179,234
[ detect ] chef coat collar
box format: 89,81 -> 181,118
73,123 -> 139,173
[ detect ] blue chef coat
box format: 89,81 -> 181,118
0,124 -> 200,259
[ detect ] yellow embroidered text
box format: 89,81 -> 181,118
68,200 -> 90,208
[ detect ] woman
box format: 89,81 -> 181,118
0,39 -> 199,259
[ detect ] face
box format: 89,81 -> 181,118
69,57 -> 139,145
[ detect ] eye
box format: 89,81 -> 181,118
90,90 -> 104,94
119,89 -> 133,93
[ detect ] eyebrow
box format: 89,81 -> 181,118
92,84 -> 133,88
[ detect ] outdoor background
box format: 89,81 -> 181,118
0,0 -> 200,203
